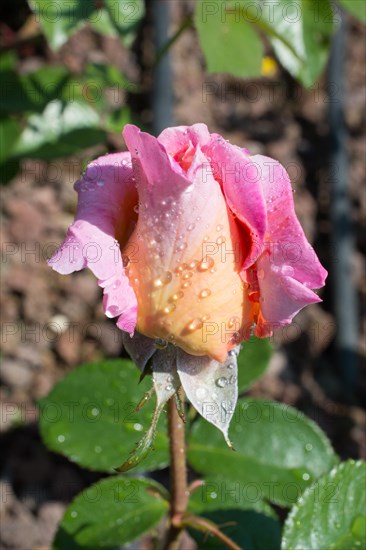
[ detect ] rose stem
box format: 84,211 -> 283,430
164,388 -> 188,550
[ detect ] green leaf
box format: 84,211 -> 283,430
0,118 -> 22,184
237,337 -> 272,392
1,65 -> 72,116
282,460 -> 366,550
189,479 -> 277,518
0,118 -> 22,163
194,0 -> 263,78
89,8 -> 118,38
247,0 -> 335,87
338,0 -> 366,22
28,0 -> 95,50
105,107 -> 132,133
188,399 -> 338,506
103,0 -> 145,46
189,509 -> 281,550
39,359 -> 169,472
53,477 -> 169,550
12,100 -> 106,159
0,52 -> 17,71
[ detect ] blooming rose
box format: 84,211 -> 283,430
50,123 -> 326,357
49,123 -> 327,442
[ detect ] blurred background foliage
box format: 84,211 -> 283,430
1,0 -> 365,184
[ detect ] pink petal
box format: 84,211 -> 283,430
48,152 -> 138,334
158,123 -> 211,155
253,154 -> 327,288
250,155 -> 327,330
203,137 -> 267,269
255,252 -> 322,333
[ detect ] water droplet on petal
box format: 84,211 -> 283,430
163,303 -> 176,314
187,319 -> 203,332
187,223 -> 195,231
133,204 -> 139,214
216,224 -> 223,231
176,243 -> 187,252
170,291 -> 184,301
153,271 -> 172,288
182,271 -> 193,280
228,316 -> 240,329
198,257 -> 214,271
199,289 -> 211,299
216,376 -> 228,388
216,236 -> 226,245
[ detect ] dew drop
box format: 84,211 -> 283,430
228,316 -> 240,329
133,423 -> 143,431
302,472 -> 310,481
201,314 -> 210,321
198,257 -> 214,271
187,319 -> 203,332
71,511 -> 78,519
153,271 -> 172,288
216,376 -> 228,388
94,445 -> 102,453
163,303 -> 176,315
199,288 -> 211,299
154,338 -> 168,349
305,443 -> 313,452
57,435 -> 65,443
182,271 -> 193,280
133,204 -> 139,214
189,260 -> 199,269
170,291 -> 184,301
196,387 -> 207,399
182,281 -> 192,288
216,224 -> 223,231
165,384 -> 173,392
176,242 -> 187,252
187,223 -> 195,231
209,491 -> 218,499
175,263 -> 187,274
216,236 -> 226,245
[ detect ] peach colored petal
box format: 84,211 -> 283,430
121,126 -> 252,361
